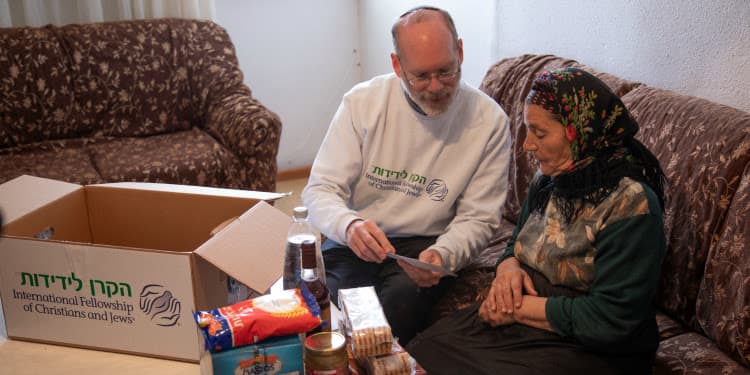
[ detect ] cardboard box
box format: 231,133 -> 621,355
200,334 -> 304,375
0,175 -> 291,361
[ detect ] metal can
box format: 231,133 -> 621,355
304,331 -> 350,375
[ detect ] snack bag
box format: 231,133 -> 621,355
338,286 -> 393,358
195,287 -> 321,352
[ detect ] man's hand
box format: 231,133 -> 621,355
396,249 -> 444,287
346,219 -> 395,262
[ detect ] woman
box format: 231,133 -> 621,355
407,67 -> 667,374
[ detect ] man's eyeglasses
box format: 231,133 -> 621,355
401,63 -> 461,90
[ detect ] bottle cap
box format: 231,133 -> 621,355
293,206 -> 308,220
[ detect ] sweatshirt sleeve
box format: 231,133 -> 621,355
301,95 -> 364,245
432,114 -> 512,271
545,191 -> 665,351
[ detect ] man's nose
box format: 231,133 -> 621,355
426,75 -> 445,91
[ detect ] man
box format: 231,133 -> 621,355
301,6 -> 510,344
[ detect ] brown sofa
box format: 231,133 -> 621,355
0,19 -> 281,192
435,54 -> 750,374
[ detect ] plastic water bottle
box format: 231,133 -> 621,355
283,206 -> 325,290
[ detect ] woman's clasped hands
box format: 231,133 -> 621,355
479,257 -> 538,326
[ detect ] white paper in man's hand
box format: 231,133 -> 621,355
386,253 -> 457,277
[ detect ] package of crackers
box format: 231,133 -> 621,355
338,286 -> 393,358
359,339 -> 419,375
364,351 -> 413,375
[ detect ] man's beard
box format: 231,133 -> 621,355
401,79 -> 458,117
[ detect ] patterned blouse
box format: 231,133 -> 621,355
499,175 -> 666,353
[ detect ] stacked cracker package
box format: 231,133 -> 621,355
338,286 -> 417,375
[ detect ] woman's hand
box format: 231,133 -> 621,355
478,297 -> 515,326
482,257 -> 538,315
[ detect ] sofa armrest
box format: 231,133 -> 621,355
173,19 -> 282,192
204,89 -> 282,192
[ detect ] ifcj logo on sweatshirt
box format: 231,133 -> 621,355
365,165 -> 448,201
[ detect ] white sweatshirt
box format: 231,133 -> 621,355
302,73 -> 511,271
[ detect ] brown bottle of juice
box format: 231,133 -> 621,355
301,240 -> 331,332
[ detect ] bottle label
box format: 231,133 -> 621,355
283,234 -> 316,290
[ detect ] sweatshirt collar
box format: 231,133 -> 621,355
403,88 -> 428,115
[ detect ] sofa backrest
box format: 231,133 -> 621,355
0,27 -> 72,148
696,163 -> 750,368
479,54 -> 641,223
0,19 -> 245,148
622,86 -> 750,366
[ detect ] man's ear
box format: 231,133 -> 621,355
391,52 -> 403,78
457,38 -> 464,65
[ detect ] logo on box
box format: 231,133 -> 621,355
139,284 -> 181,327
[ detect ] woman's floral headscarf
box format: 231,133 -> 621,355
526,67 -> 637,171
525,67 -> 665,220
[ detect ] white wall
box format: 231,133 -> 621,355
217,0 -> 750,171
494,0 -> 750,113
215,0 -> 361,171
217,0 -> 495,171
359,0 -> 497,88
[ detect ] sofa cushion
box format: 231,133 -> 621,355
2,19 -> 252,143
0,27 -> 73,148
696,165 -> 750,367
58,20 -> 198,138
0,147 -> 103,185
655,332 -> 750,375
479,54 -> 641,224
88,128 -> 245,188
622,86 -> 750,333
656,312 -> 691,342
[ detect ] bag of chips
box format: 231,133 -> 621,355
195,286 -> 321,352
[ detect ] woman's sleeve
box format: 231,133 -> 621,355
544,188 -> 666,350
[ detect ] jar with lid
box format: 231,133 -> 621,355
304,331 -> 349,375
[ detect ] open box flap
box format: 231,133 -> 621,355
94,181 -> 288,201
0,175 -> 82,224
195,201 -> 291,293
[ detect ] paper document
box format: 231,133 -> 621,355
386,253 -> 457,277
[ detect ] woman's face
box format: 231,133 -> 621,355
523,104 -> 574,176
